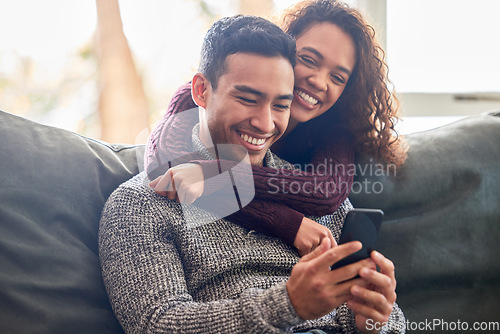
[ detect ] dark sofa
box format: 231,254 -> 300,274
1,109 -> 499,333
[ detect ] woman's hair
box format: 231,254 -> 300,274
279,0 -> 407,166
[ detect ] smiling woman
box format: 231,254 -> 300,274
289,21 -> 356,126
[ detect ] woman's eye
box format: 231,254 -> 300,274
331,74 -> 346,85
298,55 -> 317,67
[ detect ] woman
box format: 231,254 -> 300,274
146,0 -> 407,256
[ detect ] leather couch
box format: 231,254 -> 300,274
1,109 -> 499,333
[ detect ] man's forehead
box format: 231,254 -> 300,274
224,52 -> 293,72
220,53 -> 294,97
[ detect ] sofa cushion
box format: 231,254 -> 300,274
0,110 -> 143,334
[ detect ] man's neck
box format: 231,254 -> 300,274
198,117 -> 214,150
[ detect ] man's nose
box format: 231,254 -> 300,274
249,104 -> 275,134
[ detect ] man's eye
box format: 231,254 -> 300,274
275,104 -> 290,111
238,97 -> 256,104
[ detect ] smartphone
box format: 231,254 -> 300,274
331,208 -> 384,270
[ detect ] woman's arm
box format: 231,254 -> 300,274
190,128 -> 355,217
249,131 -> 355,216
144,82 -> 197,179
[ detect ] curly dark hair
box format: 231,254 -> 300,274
279,0 -> 407,166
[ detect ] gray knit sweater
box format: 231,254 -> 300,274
99,127 -> 405,334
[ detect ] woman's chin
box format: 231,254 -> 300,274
291,109 -> 318,124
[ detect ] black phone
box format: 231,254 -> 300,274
331,208 -> 384,270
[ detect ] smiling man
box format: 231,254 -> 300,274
195,51 -> 294,166
99,15 -> 405,334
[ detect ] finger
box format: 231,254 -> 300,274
300,237 -> 331,262
321,229 -> 336,248
314,241 -> 362,271
163,190 -> 176,201
148,176 -> 161,188
329,232 -> 337,247
371,251 -> 396,281
153,175 -> 170,197
347,298 -> 386,324
333,276 -> 370,298
348,285 -> 393,321
358,267 -> 396,304
154,171 -> 174,193
163,172 -> 178,200
330,257 -> 374,284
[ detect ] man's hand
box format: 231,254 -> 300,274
347,251 -> 398,334
149,163 -> 204,204
286,238 -> 374,320
294,217 -> 337,256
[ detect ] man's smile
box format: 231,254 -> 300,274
236,130 -> 272,151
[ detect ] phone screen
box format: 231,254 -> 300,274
331,208 -> 383,270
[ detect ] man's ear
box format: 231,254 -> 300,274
191,73 -> 211,109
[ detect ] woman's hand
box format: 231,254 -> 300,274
294,217 -> 337,256
149,163 -> 204,204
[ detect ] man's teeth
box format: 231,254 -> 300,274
296,90 -> 318,105
240,133 -> 266,145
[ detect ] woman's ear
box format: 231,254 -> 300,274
191,73 -> 210,109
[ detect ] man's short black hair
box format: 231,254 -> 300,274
199,15 -> 296,90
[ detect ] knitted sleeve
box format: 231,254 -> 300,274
98,175 -> 304,333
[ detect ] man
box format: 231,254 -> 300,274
99,15 -> 405,333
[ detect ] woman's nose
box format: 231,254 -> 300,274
307,70 -> 328,92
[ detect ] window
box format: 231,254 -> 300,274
386,0 -> 500,93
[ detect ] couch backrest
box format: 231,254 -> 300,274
0,110 -> 142,334
350,111 -> 500,325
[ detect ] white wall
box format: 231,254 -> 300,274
355,0 -> 500,130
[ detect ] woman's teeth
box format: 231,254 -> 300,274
240,133 -> 266,146
296,90 -> 318,105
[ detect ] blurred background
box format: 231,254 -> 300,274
1,0 -> 499,144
